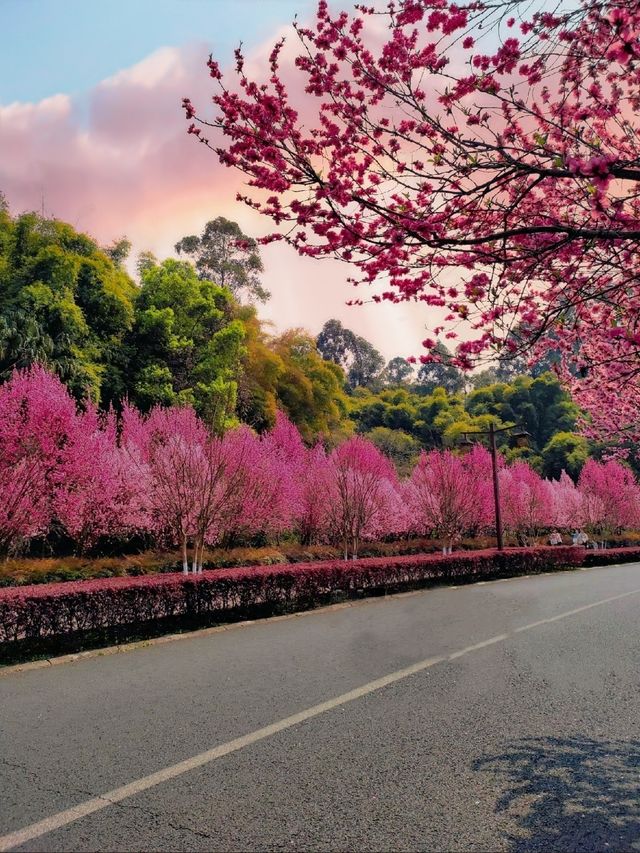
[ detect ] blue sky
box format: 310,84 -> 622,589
1,0 -> 318,103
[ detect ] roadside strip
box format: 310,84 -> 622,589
2,559 -> 637,677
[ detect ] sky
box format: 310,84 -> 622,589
0,0 -> 430,360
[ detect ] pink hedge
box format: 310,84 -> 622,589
579,546 -> 640,567
0,547 -> 589,651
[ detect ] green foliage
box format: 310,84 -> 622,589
235,307 -> 282,431
364,426 -> 421,475
103,237 -> 132,269
0,210 -> 136,404
350,386 -> 443,449
541,431 -> 589,479
415,342 -> 465,394
175,216 -> 269,304
273,330 -> 350,442
464,373 -> 579,450
236,308 -> 351,442
348,370 -> 581,462
502,445 -> 544,473
380,356 -> 414,387
316,318 -> 384,389
128,258 -> 245,431
469,368 -> 499,388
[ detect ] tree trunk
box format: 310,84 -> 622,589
197,534 -> 204,573
182,536 -> 189,574
193,535 -> 203,574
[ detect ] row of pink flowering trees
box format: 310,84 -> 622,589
1,367 -> 639,566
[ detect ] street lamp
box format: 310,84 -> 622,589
458,422 -> 530,551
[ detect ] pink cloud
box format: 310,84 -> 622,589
0,39 -> 435,362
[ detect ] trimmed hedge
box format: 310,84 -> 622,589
1,546 -> 588,661
6,544 -> 640,662
580,546 -> 640,567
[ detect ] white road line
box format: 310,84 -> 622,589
2,585 -> 640,852
512,588 -> 640,633
448,634 -> 509,660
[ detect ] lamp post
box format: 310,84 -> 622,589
458,422 -> 530,551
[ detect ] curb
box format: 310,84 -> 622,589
1,559 -> 635,677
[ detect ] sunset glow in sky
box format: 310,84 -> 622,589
2,0 -> 431,359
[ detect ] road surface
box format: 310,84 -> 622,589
2,561 -> 640,852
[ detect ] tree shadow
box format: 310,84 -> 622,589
473,736 -> 640,852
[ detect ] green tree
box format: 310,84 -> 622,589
469,368 -> 499,389
272,330 -> 351,442
136,250 -> 157,276
128,258 -> 245,431
316,318 -> 352,365
380,356 -> 414,387
235,306 -> 282,432
365,426 -> 421,476
347,369 -> 583,464
347,335 -> 384,389
464,373 -> 578,452
175,217 -> 269,303
415,342 -> 465,394
353,398 -> 388,433
234,308 -> 351,442
0,210 -> 136,404
316,319 -> 384,389
103,237 -> 132,269
541,432 -> 589,480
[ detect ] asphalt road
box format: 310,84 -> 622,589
2,561 -> 640,852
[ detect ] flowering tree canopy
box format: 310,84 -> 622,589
548,470 -> 584,529
3,366 -> 640,557
578,458 -> 640,533
187,0 -> 640,445
500,461 -> 553,542
327,435 -> 399,558
295,442 -> 334,544
123,405 -> 276,572
407,448 -> 491,548
0,366 -> 77,551
55,407 -> 147,550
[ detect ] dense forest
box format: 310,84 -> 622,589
0,202 -> 600,478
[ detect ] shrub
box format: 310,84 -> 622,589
0,547 -> 585,659
580,547 -> 640,567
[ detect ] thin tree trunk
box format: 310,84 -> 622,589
182,536 -> 189,574
193,535 -> 201,574
197,534 -> 204,573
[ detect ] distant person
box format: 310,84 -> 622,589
548,531 -> 562,546
577,529 -> 589,546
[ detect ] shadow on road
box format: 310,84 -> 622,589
473,736 -> 640,852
